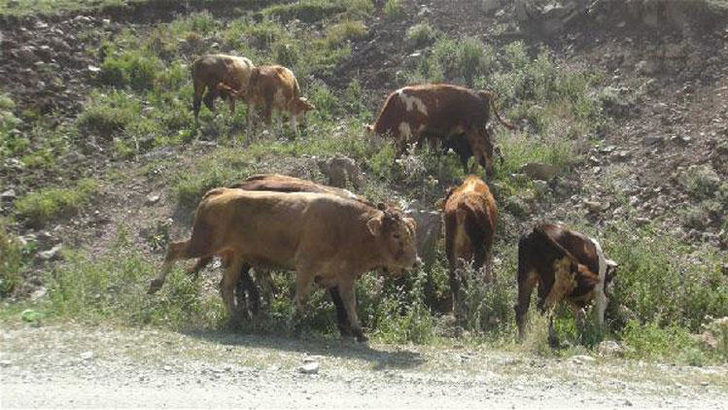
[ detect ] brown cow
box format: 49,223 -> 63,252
219,65 -> 315,137
442,175 -> 498,318
191,54 -> 255,126
184,173 -> 373,336
514,223 -> 618,345
366,84 -> 515,177
148,188 -> 418,342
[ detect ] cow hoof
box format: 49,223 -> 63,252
147,279 -> 163,294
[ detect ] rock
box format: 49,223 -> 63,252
30,287 -> 47,301
404,208 -> 442,267
38,244 -> 62,261
317,156 -> 364,189
571,355 -> 595,365
482,0 -> 503,13
584,200 -> 608,213
0,360 -> 11,367
298,361 -> 319,374
146,193 -> 161,205
598,340 -> 627,357
635,59 -> 658,75
505,196 -> 531,217
634,217 -> 650,227
80,351 -> 94,360
520,162 -> 558,181
642,135 -> 664,145
1,189 -> 16,201
532,180 -> 549,195
515,0 -> 587,35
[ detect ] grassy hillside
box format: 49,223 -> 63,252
1,0 -> 727,364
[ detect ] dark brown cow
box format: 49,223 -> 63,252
442,175 -> 498,318
148,188 -> 418,342
514,223 -> 618,344
191,54 -> 254,126
366,84 -> 515,177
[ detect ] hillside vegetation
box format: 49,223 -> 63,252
1,0 -> 727,365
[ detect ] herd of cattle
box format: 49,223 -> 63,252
147,54 -> 618,343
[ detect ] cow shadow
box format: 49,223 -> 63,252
183,329 -> 425,370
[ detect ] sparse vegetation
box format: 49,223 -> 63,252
14,179 -> 100,226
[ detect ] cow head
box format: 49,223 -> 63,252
293,97 -> 316,118
367,204 -> 419,275
364,123 -> 375,135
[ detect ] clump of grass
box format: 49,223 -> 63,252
98,48 -> 163,91
0,219 -> 25,298
324,20 -> 368,47
44,229 -> 223,328
383,0 -> 403,20
0,94 -> 26,160
406,22 -> 440,48
263,1 -> 345,23
620,320 -> 701,363
14,179 -> 100,227
76,91 -> 141,139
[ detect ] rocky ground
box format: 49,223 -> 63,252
2,322 -> 727,408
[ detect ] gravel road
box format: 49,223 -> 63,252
2,323 -> 726,408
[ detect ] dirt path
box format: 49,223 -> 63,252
2,323 -> 726,408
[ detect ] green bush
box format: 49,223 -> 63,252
76,91 -> 141,139
383,0 -> 403,20
98,49 -> 163,91
263,1 -> 345,23
324,20 -> 368,47
0,94 -> 26,160
0,220 -> 24,298
407,22 -> 440,48
14,179 -> 100,226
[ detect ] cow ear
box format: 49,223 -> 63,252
455,208 -> 467,225
367,215 -> 383,236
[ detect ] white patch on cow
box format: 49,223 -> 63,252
589,236 -> 608,328
398,122 -> 413,140
397,89 -> 428,115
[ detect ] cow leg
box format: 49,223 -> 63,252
186,256 -> 213,280
149,240 -> 192,294
227,95 -> 236,116
290,113 -> 298,138
255,269 -> 276,308
466,130 -> 494,179
338,279 -> 367,342
235,263 -> 258,317
328,286 -> 352,337
221,255 -> 245,323
193,80 -> 205,127
514,270 -> 538,341
293,272 -> 314,314
548,314 -> 559,348
203,87 -> 217,113
570,304 -> 587,342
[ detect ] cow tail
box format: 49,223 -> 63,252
487,92 -> 516,130
292,75 -> 302,100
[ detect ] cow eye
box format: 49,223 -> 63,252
393,233 -> 401,239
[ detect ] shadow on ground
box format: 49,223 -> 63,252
183,328 -> 425,370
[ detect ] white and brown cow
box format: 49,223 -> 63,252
366,84 -> 515,178
191,54 -> 254,126
148,188 -> 418,342
514,223 -> 617,344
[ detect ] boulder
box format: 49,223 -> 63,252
404,207 -> 442,267
317,156 -> 364,189
520,162 -> 559,181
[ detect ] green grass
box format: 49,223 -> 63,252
14,178 -> 100,227
0,0 -> 126,15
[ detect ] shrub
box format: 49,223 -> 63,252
98,49 -> 163,91
406,22 -> 439,48
621,320 -> 700,362
14,179 -> 100,226
76,91 -> 141,140
263,1 -> 345,23
324,20 -> 368,47
383,0 -> 403,19
0,94 -> 26,160
0,220 -> 24,298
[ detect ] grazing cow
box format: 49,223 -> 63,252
514,223 -> 618,344
184,173 -> 372,336
148,188 -> 418,342
366,84 -> 515,177
191,54 -> 255,126
442,175 -> 498,318
219,65 -> 315,137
